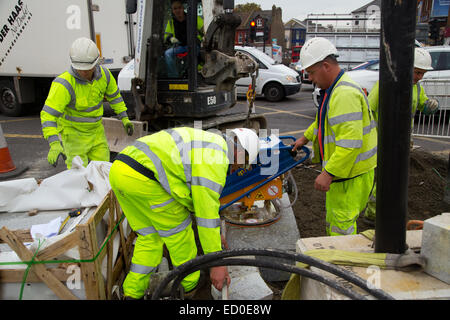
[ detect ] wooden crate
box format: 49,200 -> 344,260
0,190 -> 135,300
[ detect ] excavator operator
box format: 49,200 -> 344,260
163,0 -> 204,78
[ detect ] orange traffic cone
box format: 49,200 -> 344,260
0,124 -> 16,173
0,124 -> 28,180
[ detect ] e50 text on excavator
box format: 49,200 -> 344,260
105,0 -> 267,151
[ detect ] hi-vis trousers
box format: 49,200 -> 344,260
109,160 -> 200,299
325,169 -> 374,236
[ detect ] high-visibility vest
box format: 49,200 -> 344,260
368,81 -> 429,125
40,66 -> 127,143
164,16 -> 204,43
119,127 -> 229,255
305,73 -> 378,179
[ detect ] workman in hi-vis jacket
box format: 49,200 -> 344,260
292,37 -> 377,236
40,37 -> 134,169
363,47 -> 439,224
109,127 -> 260,299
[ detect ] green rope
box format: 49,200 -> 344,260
19,238 -> 45,300
432,167 -> 446,182
0,214 -> 125,299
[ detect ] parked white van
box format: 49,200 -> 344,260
235,46 -> 301,102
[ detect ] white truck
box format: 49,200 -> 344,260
0,0 -> 136,116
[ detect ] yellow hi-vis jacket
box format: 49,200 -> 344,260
368,81 -> 429,125
164,16 -> 204,43
40,66 -> 128,144
305,72 -> 378,179
119,127 -> 229,255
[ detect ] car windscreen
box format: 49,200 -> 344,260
247,49 -> 277,65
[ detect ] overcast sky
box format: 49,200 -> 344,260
234,0 -> 375,23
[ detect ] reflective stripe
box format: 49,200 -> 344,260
328,112 -> 363,126
130,263 -> 157,275
109,96 -> 124,105
134,140 -> 171,194
157,215 -> 192,238
106,88 -> 120,99
331,224 -> 355,235
42,105 -> 63,117
196,217 -> 221,229
363,120 -> 377,135
192,141 -> 227,154
192,176 -> 223,194
117,111 -> 128,119
77,101 -> 103,113
323,134 -> 335,145
64,115 -> 102,123
335,139 -> 363,148
42,121 -> 57,128
53,77 -> 76,103
166,129 -> 192,188
101,66 -> 111,87
48,135 -> 60,144
150,198 -> 175,210
135,225 -> 158,236
355,146 -> 377,164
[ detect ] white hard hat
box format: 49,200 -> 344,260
69,37 -> 100,70
414,47 -> 433,71
300,37 -> 338,70
226,128 -> 260,165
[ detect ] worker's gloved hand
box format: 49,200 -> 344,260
423,99 -> 439,115
122,117 -> 134,136
170,37 -> 180,45
47,141 -> 66,167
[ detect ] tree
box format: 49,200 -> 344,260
235,3 -> 261,12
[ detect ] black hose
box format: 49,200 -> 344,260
168,258 -> 367,300
151,248 -> 395,300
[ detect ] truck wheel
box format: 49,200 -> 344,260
264,83 -> 285,102
0,80 -> 23,117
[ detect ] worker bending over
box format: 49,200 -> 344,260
292,37 -> 377,236
40,37 -> 134,169
109,127 -> 259,299
363,47 -> 439,223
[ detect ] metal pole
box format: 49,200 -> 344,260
375,0 -> 417,254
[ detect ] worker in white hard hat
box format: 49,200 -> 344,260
109,127 -> 259,299
40,37 -> 134,169
291,37 -> 378,236
363,47 -> 439,224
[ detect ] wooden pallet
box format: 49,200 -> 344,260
0,190 -> 135,300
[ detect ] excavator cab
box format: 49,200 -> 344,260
125,0 -> 266,132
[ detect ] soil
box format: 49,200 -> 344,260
291,149 -> 450,238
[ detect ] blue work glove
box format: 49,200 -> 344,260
47,141 -> 66,167
122,117 -> 134,136
423,99 -> 439,115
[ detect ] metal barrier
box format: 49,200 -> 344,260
412,79 -> 450,139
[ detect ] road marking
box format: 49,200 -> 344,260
0,118 -> 37,123
4,134 -> 43,139
279,129 -> 306,136
256,105 -> 315,120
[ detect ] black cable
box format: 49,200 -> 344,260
168,249 -> 393,300
151,248 -> 395,300
168,258 -> 367,300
